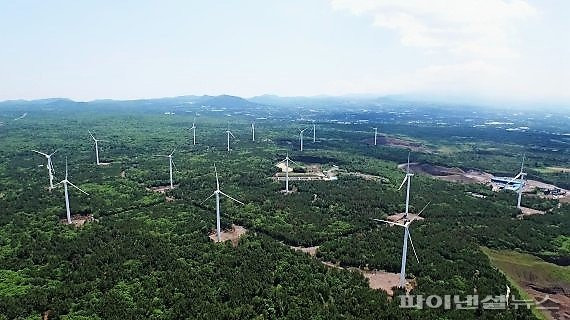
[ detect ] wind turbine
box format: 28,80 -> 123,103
372,152 -> 426,288
201,164 -> 244,242
225,124 -> 236,152
277,153 -> 301,193
156,150 -> 176,189
373,127 -> 378,146
313,124 -> 316,143
88,130 -> 108,165
251,122 -> 255,142
299,128 -> 307,151
373,202 -> 430,288
32,149 -> 57,190
190,118 -> 196,145
507,154 -> 527,209
55,157 -> 89,224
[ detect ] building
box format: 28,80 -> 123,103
491,176 -> 524,191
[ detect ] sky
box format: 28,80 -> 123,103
0,0 -> 568,106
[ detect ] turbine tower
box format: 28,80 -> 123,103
507,154 -> 527,209
191,118 -> 196,145
251,122 -> 255,142
89,130 -> 107,165
373,127 -> 378,146
32,149 -> 57,190
399,152 -> 414,218
313,124 -> 316,143
201,165 -> 244,242
277,153 -> 300,193
156,150 -> 176,189
225,124 -> 236,152
56,158 -> 89,224
299,128 -> 307,151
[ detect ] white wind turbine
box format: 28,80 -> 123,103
55,157 -> 89,224
312,123 -> 316,143
225,124 -> 236,151
251,121 -> 255,142
373,127 -> 378,146
299,128 -> 307,151
372,152 -> 428,288
277,153 -> 301,193
191,118 -> 197,145
507,154 -> 527,209
156,150 -> 176,189
32,149 -> 57,190
201,164 -> 244,242
89,130 -> 108,165
373,202 -> 430,288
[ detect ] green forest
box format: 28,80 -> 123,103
0,101 -> 568,319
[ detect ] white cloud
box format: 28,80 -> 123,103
330,0 -> 537,58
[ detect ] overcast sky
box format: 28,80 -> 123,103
1,0 -> 568,106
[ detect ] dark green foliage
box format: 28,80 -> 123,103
0,101 -> 565,319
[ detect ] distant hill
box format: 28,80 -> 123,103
196,95 -> 258,108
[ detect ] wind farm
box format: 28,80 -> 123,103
1,95 -> 568,320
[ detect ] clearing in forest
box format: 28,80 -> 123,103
482,247 -> 570,320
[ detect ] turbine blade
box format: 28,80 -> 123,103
88,130 -> 96,140
65,157 -> 68,179
67,181 -> 89,195
520,154 -> 525,173
170,149 -> 175,156
200,192 -> 216,204
49,149 -> 58,156
406,152 -> 411,174
229,131 -> 236,139
398,176 -> 408,191
415,201 -> 431,217
288,159 -> 302,168
407,230 -> 420,263
506,172 -> 522,185
214,164 -> 220,191
372,218 -> 406,227
31,150 -> 48,157
219,191 -> 244,205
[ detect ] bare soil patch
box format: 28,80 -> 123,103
364,135 -> 431,153
288,243 -> 415,295
290,245 -> 319,256
386,213 -> 425,223
518,207 -> 545,219
399,162 -> 494,185
209,224 -> 247,246
60,214 -> 95,227
358,270 -> 410,296
342,171 -> 389,183
147,184 -> 178,194
275,162 -> 293,172
524,285 -> 570,320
